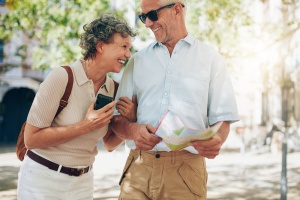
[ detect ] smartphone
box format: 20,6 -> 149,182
94,94 -> 113,110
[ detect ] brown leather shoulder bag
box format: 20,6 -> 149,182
16,66 -> 74,161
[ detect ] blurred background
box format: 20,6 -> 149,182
0,0 -> 299,199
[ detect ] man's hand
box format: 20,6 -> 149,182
191,134 -> 222,159
110,115 -> 162,151
191,121 -> 230,159
116,95 -> 137,122
132,124 -> 162,151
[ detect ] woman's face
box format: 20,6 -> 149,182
102,33 -> 132,73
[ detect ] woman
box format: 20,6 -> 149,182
17,13 -> 136,199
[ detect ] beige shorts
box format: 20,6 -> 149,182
119,149 -> 207,200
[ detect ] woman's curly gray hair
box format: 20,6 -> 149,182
80,13 -> 136,60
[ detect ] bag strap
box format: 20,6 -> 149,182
55,66 -> 74,117
113,80 -> 119,99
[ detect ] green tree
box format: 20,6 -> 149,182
132,0 -> 254,60
0,0 -> 127,70
187,0 -> 253,59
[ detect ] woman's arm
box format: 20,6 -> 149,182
24,101 -> 116,149
102,127 -> 124,152
102,95 -> 137,151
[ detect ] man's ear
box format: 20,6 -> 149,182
174,3 -> 183,16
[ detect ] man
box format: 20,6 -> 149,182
111,0 -> 239,199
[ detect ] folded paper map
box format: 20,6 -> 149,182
154,110 -> 223,151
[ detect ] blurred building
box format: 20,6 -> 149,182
0,0 -> 144,144
0,2 -> 43,144
235,0 -> 300,152
259,0 -> 300,128
1,0 -> 299,149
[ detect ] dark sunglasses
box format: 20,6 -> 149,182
138,3 -> 185,24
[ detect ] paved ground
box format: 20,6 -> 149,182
0,145 -> 299,200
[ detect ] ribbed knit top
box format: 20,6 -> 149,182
27,60 -> 115,166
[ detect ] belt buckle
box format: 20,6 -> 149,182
78,168 -> 85,176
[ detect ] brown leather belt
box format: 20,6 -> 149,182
27,150 -> 92,177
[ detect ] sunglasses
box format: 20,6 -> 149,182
138,3 -> 185,24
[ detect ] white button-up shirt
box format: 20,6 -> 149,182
115,34 -> 239,153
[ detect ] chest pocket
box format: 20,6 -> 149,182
174,75 -> 208,105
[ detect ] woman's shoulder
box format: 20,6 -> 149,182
40,66 -> 69,89
47,66 -> 68,80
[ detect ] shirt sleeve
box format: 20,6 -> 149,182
207,53 -> 239,125
114,57 -> 135,115
27,67 -> 68,128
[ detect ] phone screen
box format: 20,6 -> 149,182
94,94 -> 113,110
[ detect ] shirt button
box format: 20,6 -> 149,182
155,154 -> 160,158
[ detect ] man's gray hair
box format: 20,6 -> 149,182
159,0 -> 186,5
158,0 -> 187,16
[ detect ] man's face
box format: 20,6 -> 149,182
140,0 -> 176,44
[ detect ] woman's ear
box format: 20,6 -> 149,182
96,42 -> 104,53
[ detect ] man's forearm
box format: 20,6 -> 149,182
111,115 -> 137,140
216,121 -> 230,145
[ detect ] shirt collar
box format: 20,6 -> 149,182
71,60 -> 112,93
154,33 -> 195,48
102,74 -> 112,94
72,60 -> 88,86
182,33 -> 195,45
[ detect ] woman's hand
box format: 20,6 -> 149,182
84,100 -> 117,131
116,95 -> 137,122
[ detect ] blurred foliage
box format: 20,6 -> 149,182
132,0 -> 255,60
0,0 -> 299,73
255,0 -> 300,87
0,0 -> 127,70
186,0 -> 253,59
